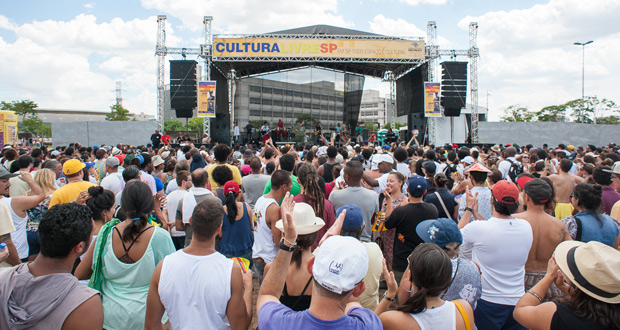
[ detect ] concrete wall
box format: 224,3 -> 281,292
52,121 -> 158,147
478,122 -> 620,147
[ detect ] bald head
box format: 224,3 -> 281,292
191,168 -> 209,188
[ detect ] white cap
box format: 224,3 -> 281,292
374,153 -> 394,164
313,236 -> 368,294
462,156 -> 475,165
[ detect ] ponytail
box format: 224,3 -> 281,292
399,287 -> 429,314
225,192 -> 238,224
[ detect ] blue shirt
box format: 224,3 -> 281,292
258,301 -> 382,330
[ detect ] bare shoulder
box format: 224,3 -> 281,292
62,295 -> 103,330
379,311 -> 418,330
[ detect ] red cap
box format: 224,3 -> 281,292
492,180 -> 519,204
516,176 -> 534,190
114,154 -> 126,164
223,181 -> 240,195
452,144 -> 458,149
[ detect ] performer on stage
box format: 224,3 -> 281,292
314,121 -> 322,145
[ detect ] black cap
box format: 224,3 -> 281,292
0,166 -> 18,180
524,179 -> 552,203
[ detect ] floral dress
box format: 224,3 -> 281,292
378,193 -> 407,268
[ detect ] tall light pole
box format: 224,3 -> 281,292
574,40 -> 593,122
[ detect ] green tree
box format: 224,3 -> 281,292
106,104 -> 130,121
394,122 -> 407,129
21,116 -> 51,137
535,104 -> 567,122
296,114 -> 317,128
164,120 -> 186,132
187,117 -> 204,131
1,100 -> 38,122
564,96 -> 619,124
363,122 -> 378,131
383,122 -> 392,129
500,105 -> 535,122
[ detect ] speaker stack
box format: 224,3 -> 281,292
440,62 -> 467,117
170,60 -> 197,118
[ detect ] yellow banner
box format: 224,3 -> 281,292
424,82 -> 441,117
213,38 -> 425,60
0,111 -> 18,148
198,81 -> 216,118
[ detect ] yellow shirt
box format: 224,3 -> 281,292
206,164 -> 242,190
49,181 -> 97,208
0,201 -> 15,268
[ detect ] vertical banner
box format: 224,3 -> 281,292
424,82 -> 441,117
0,111 -> 18,149
198,81 -> 216,118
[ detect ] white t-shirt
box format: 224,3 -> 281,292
100,172 -> 124,195
159,250 -> 233,329
182,187 -> 214,224
460,217 -> 533,305
497,157 -> 516,182
139,171 -> 157,196
396,162 -> 411,179
166,189 -> 187,237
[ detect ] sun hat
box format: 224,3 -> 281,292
63,159 -> 85,176
0,166 -> 18,179
465,163 -> 491,173
152,155 -> 164,167
160,151 -> 171,159
243,149 -> 254,158
111,147 -> 122,156
336,204 -> 364,231
416,218 -> 463,249
223,181 -> 240,195
554,240 -> 620,304
602,161 -> 620,175
312,236 -> 368,294
492,180 -> 519,205
274,202 -> 325,235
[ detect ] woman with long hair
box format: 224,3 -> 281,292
264,199 -> 325,311
217,181 -> 254,263
292,162 -> 336,250
514,241 -> 620,330
25,168 -> 57,260
81,186 -> 115,256
378,243 -> 475,330
377,171 -> 407,270
424,173 -> 459,220
75,181 -> 175,329
561,183 -> 620,248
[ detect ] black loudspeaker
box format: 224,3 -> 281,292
170,60 -> 197,118
440,62 -> 467,116
396,63 -> 427,116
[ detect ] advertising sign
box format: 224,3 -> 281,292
424,82 -> 441,117
213,38 -> 425,60
198,81 -> 216,118
0,111 -> 18,149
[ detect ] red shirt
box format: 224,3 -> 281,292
161,135 -> 170,144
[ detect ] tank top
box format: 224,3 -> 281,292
280,276 -> 313,311
322,163 -> 335,183
219,203 -> 254,256
410,301 -> 456,330
252,196 -> 279,262
551,302 -> 604,330
1,198 -> 28,259
159,250 -> 233,329
442,257 -> 482,309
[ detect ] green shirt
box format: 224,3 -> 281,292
262,174 -> 301,205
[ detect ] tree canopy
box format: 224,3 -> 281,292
106,104 -> 130,121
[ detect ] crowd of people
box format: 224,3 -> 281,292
0,131 -> 619,330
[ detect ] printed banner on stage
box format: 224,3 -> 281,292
424,82 -> 441,117
213,37 -> 425,60
198,81 -> 216,118
0,111 -> 18,149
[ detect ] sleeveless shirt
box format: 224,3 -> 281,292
252,196 -> 279,262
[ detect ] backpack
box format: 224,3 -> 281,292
507,159 -> 523,182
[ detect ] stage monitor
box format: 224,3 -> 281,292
396,63 -> 427,117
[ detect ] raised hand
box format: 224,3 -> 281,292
382,259 -> 398,298
280,193 -> 297,243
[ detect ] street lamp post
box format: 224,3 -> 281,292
574,40 -> 593,122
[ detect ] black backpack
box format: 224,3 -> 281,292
507,159 -> 523,182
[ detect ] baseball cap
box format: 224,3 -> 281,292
243,149 -> 254,158
492,180 -> 519,204
105,157 -> 120,168
50,150 -> 60,157
523,179 -> 552,203
63,159 -> 85,176
602,161 -> 620,175
407,175 -> 427,195
0,166 -> 18,179
374,153 -> 394,164
223,181 -> 240,195
516,175 -> 534,190
336,204 -> 363,231
416,218 -> 463,249
462,156 -> 475,165
114,154 -> 126,164
313,236 -> 368,294
422,160 -> 436,173
240,164 -> 251,175
84,162 -> 95,170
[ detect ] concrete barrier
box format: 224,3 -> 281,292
52,121 -> 158,147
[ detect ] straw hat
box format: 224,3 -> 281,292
275,202 -> 325,235
554,241 -> 620,304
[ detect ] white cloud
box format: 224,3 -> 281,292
0,14 -> 173,115
141,0 -> 353,34
459,0 -> 620,120
84,3 -> 95,9
368,14 -> 452,47
399,0 -> 447,5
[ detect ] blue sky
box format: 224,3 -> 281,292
1,0 -> 618,121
